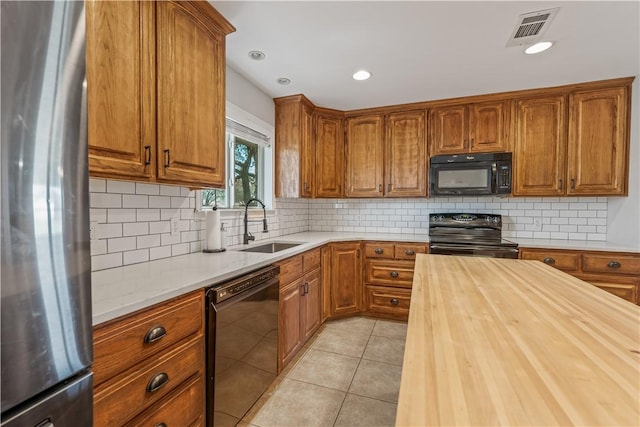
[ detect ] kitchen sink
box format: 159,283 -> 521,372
239,242 -> 303,253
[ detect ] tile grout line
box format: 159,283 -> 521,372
331,319 -> 378,427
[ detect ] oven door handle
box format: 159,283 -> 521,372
430,243 -> 519,253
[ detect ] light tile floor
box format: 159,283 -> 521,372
241,317 -> 407,427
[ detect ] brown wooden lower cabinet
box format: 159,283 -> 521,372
92,290 -> 205,427
277,248 -> 323,371
365,285 -> 411,317
328,242 -> 363,316
520,247 -> 640,305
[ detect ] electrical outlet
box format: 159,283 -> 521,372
171,217 -> 180,237
89,222 -> 97,240
533,217 -> 542,232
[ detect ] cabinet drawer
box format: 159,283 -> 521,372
520,249 -> 580,272
126,374 -> 204,427
303,248 -> 321,273
365,260 -> 415,287
589,282 -> 638,304
94,335 -> 204,427
582,253 -> 640,276
365,285 -> 411,316
364,242 -> 395,259
93,291 -> 203,386
278,255 -> 303,287
395,243 -> 427,260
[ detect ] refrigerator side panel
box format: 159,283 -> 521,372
0,0 -> 92,414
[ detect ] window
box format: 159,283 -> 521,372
199,107 -> 272,210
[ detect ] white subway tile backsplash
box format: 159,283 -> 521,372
91,193 -> 121,208
123,195 -> 149,208
108,237 -> 137,253
90,180 -> 610,272
107,180 -> 135,194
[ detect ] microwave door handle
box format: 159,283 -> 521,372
491,162 -> 498,193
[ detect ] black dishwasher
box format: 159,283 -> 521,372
205,265 -> 280,427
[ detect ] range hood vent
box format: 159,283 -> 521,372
506,8 -> 559,47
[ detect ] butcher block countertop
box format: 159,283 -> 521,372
397,254 -> 640,427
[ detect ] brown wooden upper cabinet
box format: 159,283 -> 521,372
345,111 -> 427,198
567,86 -> 630,195
274,95 -> 315,198
429,100 -> 510,155
315,108 -> 345,198
86,0 -> 234,187
513,80 -> 632,196
513,94 -> 567,196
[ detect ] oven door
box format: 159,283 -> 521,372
430,243 -> 519,259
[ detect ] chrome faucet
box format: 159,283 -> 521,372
243,198 -> 268,244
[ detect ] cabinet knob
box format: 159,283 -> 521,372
389,271 -> 399,278
558,179 -> 563,190
387,183 -> 391,192
543,257 -> 556,265
405,249 -> 415,256
374,247 -> 384,255
146,372 -> 169,393
390,298 -> 399,306
163,149 -> 170,168
570,178 -> 576,190
144,145 -> 151,166
143,326 -> 167,344
378,184 -> 382,192
607,260 -> 621,269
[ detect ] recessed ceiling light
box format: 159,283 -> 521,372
277,77 -> 291,85
524,41 -> 553,55
248,50 -> 266,60
352,70 -> 371,81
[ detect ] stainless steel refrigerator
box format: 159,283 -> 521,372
1,1 -> 93,426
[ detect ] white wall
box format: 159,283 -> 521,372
607,77 -> 640,249
226,66 -> 274,126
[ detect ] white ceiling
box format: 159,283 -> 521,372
212,1 -> 640,111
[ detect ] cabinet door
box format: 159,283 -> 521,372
315,112 -> 344,198
567,86 -> 629,195
86,0 -> 155,181
429,105 -> 467,155
156,1 -> 227,187
345,115 -> 384,197
301,269 -> 322,342
513,95 -> 567,196
300,103 -> 315,198
330,243 -> 362,315
469,100 -> 509,153
279,279 -> 303,369
385,111 -> 427,197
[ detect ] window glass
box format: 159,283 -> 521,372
233,137 -> 260,206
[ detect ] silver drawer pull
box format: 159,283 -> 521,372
389,271 -> 399,278
155,424 -> 167,427
146,372 -> 169,393
543,257 -> 555,265
390,298 -> 399,306
374,247 -> 384,254
607,260 -> 621,269
405,249 -> 415,256
144,326 -> 167,343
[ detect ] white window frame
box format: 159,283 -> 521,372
196,102 -> 274,211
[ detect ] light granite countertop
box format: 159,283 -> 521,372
91,231 -> 638,325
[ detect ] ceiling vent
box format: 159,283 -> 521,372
506,7 -> 560,47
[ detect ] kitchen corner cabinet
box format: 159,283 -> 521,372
315,108 -> 345,198
87,0 -> 234,188
345,111 -> 426,198
92,290 -> 205,427
429,99 -> 510,156
520,248 -> 640,305
274,95 -> 315,198
277,248 -> 322,371
328,242 -> 363,315
513,80 -> 632,197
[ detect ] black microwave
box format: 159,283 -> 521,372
430,152 -> 512,196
